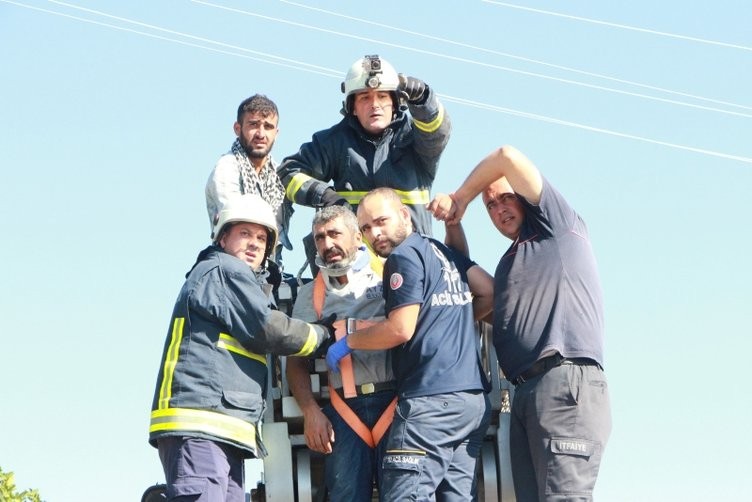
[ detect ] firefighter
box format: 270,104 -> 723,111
148,194 -> 334,502
278,54 -> 451,272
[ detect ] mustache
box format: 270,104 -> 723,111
325,246 -> 345,260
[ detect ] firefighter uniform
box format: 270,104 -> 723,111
149,243 -> 330,500
278,86 -> 451,237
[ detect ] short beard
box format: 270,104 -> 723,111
325,247 -> 357,271
375,225 -> 408,257
245,145 -> 270,159
239,136 -> 273,161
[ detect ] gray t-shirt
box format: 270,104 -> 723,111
292,252 -> 393,388
493,177 -> 605,381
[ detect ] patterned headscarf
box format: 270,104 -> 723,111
231,138 -> 285,213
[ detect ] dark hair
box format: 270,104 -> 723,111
312,205 -> 359,234
237,94 -> 278,123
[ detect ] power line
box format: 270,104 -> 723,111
4,0 -> 750,164
278,0 -> 752,112
483,0 -> 752,52
46,0 -> 340,77
194,0 -> 752,119
3,0 -> 336,77
442,94 -> 752,164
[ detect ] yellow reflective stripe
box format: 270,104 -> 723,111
150,407 -> 257,449
217,333 -> 267,365
338,192 -> 367,205
286,173 -> 314,201
158,317 -> 185,410
337,188 -> 429,205
412,103 -> 445,133
291,325 -> 319,357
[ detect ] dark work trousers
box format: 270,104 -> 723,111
510,362 -> 612,502
158,436 -> 245,502
380,390 -> 491,502
322,390 -> 396,502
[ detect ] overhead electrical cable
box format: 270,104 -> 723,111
192,0 -> 752,119
45,0 -> 340,77
5,0 -> 750,164
3,0 -> 336,75
277,0 -> 752,113
442,94 -> 752,164
482,0 -> 752,52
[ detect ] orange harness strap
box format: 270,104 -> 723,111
330,389 -> 397,448
314,274 -> 356,398
312,272 -> 397,448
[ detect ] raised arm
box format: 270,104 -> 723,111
443,221 -> 469,258
403,81 -> 452,179
431,146 -> 543,225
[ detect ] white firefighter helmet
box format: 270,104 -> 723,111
212,193 -> 278,261
341,54 -> 400,113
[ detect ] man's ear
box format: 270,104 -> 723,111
400,205 -> 411,224
233,121 -> 241,137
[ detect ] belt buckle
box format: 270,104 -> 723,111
360,382 -> 375,395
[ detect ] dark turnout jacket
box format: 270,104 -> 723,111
149,245 -> 328,458
278,88 -> 451,236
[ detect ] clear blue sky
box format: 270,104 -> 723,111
2,1 -> 750,500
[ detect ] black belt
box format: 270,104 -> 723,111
334,381 -> 396,397
511,354 -> 600,386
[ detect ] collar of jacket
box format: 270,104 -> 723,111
185,245 -> 222,278
184,244 -> 268,281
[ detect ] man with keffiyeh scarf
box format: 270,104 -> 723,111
206,94 -> 294,277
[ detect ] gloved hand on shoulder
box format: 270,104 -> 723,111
326,336 -> 353,373
321,187 -> 349,207
398,74 -> 427,104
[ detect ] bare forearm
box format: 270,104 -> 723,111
455,145 -> 542,205
453,147 -> 513,206
347,320 -> 409,350
286,357 -> 319,413
444,221 -> 469,257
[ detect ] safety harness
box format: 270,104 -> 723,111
312,273 -> 397,448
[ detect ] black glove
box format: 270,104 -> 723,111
320,187 -> 349,207
311,313 -> 338,358
266,259 -> 282,293
314,313 -> 337,337
398,74 -> 426,103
